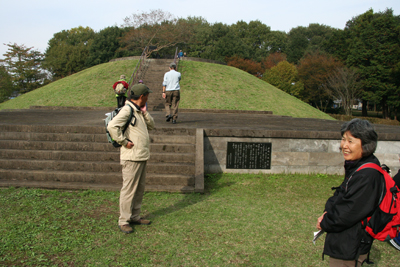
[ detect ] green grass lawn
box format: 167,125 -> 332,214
1,173 -> 398,266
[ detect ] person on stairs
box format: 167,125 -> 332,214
113,75 -> 129,108
162,62 -> 181,124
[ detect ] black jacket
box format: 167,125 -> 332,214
321,154 -> 383,260
393,169 -> 400,187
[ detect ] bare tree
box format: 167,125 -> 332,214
122,9 -> 174,28
324,67 -> 360,115
120,9 -> 194,56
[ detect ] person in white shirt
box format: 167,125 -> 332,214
162,62 -> 181,124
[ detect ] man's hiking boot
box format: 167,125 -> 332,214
166,115 -> 172,122
118,224 -> 133,234
130,218 -> 151,225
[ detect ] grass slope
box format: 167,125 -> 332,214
0,60 -> 137,110
179,61 -> 333,120
0,59 -> 333,120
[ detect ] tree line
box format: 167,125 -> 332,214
1,8 -> 399,119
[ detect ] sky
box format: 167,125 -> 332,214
1,0 -> 399,59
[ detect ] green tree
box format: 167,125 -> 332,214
287,24 -> 335,63
389,62 -> 400,120
230,20 -> 271,61
0,43 -> 47,95
264,31 -> 288,54
86,26 -> 128,67
44,26 -> 95,78
343,8 -> 400,118
0,65 -> 14,102
171,16 -> 210,58
262,61 -> 304,97
189,22 -> 250,62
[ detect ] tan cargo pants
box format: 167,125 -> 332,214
118,160 -> 147,225
165,90 -> 180,120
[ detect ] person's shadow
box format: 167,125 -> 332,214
144,173 -> 235,219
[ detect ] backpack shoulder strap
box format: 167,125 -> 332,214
356,162 -> 388,206
357,163 -> 384,174
122,104 -> 135,132
345,163 -> 382,191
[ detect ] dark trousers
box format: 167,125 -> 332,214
117,96 -> 126,108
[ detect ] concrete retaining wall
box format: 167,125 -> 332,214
204,133 -> 400,176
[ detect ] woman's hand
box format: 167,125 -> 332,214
317,212 -> 327,230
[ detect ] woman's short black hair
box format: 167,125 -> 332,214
340,118 -> 378,157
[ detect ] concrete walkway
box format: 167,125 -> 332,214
1,107 -> 399,139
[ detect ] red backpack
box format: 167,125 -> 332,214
356,163 -> 400,241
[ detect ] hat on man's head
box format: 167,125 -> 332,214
170,62 -> 176,68
120,75 -> 126,79
131,84 -> 152,96
138,80 -> 143,83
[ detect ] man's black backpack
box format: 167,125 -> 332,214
104,105 -> 135,148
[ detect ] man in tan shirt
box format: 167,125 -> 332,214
107,84 -> 155,234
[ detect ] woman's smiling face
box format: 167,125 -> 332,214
340,131 -> 363,161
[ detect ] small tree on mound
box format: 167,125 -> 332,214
263,61 -> 304,97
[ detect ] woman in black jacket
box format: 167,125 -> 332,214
316,118 -> 383,267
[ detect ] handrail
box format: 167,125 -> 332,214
128,46 -> 148,88
173,47 -> 178,65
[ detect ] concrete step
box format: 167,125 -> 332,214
0,131 -> 105,143
0,140 -> 113,152
150,143 -> 195,153
141,59 -> 173,111
0,124 -> 104,134
0,58 -> 203,193
0,179 -> 195,193
0,140 -> 195,153
0,159 -> 194,174
147,162 -> 195,175
0,149 -> 119,161
0,131 -> 195,144
0,149 -> 195,163
0,170 -> 194,186
0,124 -> 196,137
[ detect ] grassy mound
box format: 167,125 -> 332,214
0,60 -> 137,110
179,61 -> 333,119
0,59 -> 333,120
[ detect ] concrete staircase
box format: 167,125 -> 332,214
134,59 -> 177,111
0,124 -> 204,193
